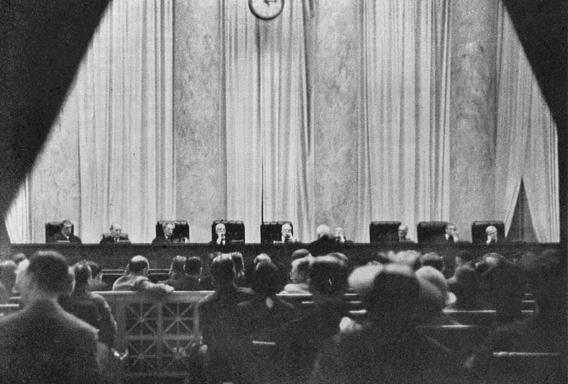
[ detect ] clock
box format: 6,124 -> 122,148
248,0 -> 285,21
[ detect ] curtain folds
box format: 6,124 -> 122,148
356,0 -> 452,242
6,0 -> 174,243
495,4 -> 559,242
222,0 -> 314,242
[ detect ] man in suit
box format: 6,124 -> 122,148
0,250 -> 102,383
152,222 -> 176,244
485,225 -> 498,245
281,222 -> 297,243
100,222 -> 128,244
398,224 -> 413,242
214,222 -> 227,246
309,224 -> 339,256
198,254 -> 254,383
49,219 -> 82,244
112,255 -> 174,296
447,250 -> 481,310
444,223 -> 459,243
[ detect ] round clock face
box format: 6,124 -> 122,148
248,0 -> 285,20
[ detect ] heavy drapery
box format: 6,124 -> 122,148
6,0 -> 174,243
495,3 -> 559,242
355,0 -> 452,242
222,0 -> 314,242
5,0 -> 559,244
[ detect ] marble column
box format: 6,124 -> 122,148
313,0 -> 360,240
174,0 -> 224,243
449,0 -> 499,241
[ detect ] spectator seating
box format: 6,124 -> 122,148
486,352 -> 565,384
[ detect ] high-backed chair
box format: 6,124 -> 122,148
471,221 -> 505,244
45,221 -> 74,243
417,221 -> 448,244
155,220 -> 190,242
211,220 -> 245,244
369,221 -> 401,243
260,221 -> 293,244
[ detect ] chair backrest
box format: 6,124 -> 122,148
261,221 -> 293,244
45,221 -> 74,242
369,221 -> 401,243
417,221 -> 448,243
155,220 -> 190,242
471,221 -> 506,244
211,220 -> 245,243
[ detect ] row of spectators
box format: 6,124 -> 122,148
0,247 -> 564,383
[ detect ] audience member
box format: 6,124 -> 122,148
282,257 -> 311,294
48,219 -> 82,244
230,252 -> 247,287
59,261 -> 117,348
0,260 -> 17,301
160,255 -> 200,291
9,252 -> 26,265
86,260 -> 109,291
238,262 -> 296,339
290,248 -> 311,262
276,255 -> 350,383
447,250 -> 482,310
390,250 -> 421,270
198,254 -> 254,384
112,255 -> 174,296
477,253 -> 525,324
0,251 -> 102,383
415,266 -> 458,326
467,249 -> 567,382
419,252 -> 445,273
310,262 -> 464,384
185,256 -> 203,290
254,253 -> 272,266
198,252 -> 222,290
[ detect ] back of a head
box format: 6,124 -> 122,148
231,252 -> 244,273
186,256 -> 202,275
252,261 -> 281,297
352,263 -> 420,326
170,256 -> 187,274
128,255 -> 150,274
86,261 -> 102,278
254,253 -> 272,266
420,252 -> 444,272
416,266 -> 450,309
290,248 -> 310,262
309,255 -> 349,295
73,262 -> 92,288
27,251 -> 73,295
210,254 -> 235,284
0,260 -> 17,290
